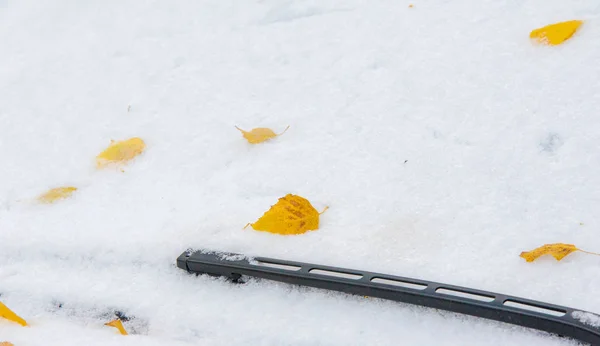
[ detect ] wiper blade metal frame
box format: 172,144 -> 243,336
177,249 -> 600,345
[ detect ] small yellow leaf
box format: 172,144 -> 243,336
37,186 -> 77,204
246,194 -> 327,235
530,20 -> 583,45
96,137 -> 146,168
105,319 -> 128,335
235,126 -> 289,144
520,243 -> 579,262
0,342 -> 15,346
0,302 -> 27,327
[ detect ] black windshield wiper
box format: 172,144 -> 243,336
177,249 -> 600,345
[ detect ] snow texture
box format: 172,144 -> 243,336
1,0 -> 600,345
572,311 -> 600,328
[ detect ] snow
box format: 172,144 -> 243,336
1,0 -> 599,344
573,311 -> 600,328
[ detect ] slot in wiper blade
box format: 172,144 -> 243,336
177,249 -> 600,345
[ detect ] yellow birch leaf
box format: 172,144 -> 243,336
37,186 -> 77,204
520,243 -> 579,262
0,302 -> 27,327
0,342 -> 14,346
530,20 -> 583,45
235,126 -> 290,144
245,194 -> 328,235
105,319 -> 128,335
96,137 -> 146,168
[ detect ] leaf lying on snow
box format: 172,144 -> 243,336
0,302 -> 27,326
105,319 -> 128,335
96,137 -> 146,168
530,20 -> 583,46
37,186 -> 77,204
0,342 -> 15,346
235,126 -> 290,144
245,194 -> 328,235
520,243 -> 600,262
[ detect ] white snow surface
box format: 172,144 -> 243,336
573,311 -> 600,328
1,0 -> 600,345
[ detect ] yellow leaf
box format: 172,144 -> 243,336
520,243 -> 579,262
245,194 -> 328,235
0,342 -> 14,346
520,243 -> 600,262
530,20 -> 583,45
235,126 -> 290,144
0,302 -> 27,327
105,319 -> 128,335
96,137 -> 146,168
37,186 -> 77,204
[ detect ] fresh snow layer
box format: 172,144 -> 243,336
1,0 -> 600,345
573,311 -> 600,328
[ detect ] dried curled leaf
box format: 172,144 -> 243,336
0,342 -> 14,346
520,243 -> 579,262
105,319 -> 128,335
96,137 -> 146,168
235,126 -> 289,144
37,186 -> 77,204
530,20 -> 583,45
0,302 -> 27,326
245,194 -> 328,235
520,243 -> 600,262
